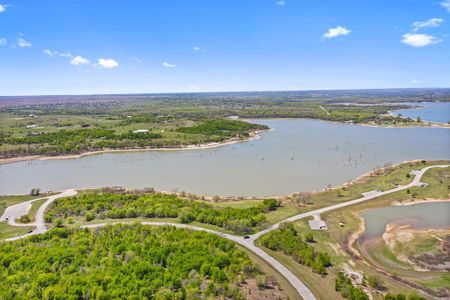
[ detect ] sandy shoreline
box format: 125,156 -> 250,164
391,198 -> 450,206
0,129 -> 268,166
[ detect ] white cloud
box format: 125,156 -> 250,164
441,0 -> 450,12
401,33 -> 441,47
276,0 -> 286,6
44,49 -> 73,58
97,58 -> 119,68
0,4 -> 6,13
70,56 -> 90,65
0,38 -> 6,46
162,62 -> 176,68
59,52 -> 73,58
42,49 -> 73,57
193,46 -> 206,53
17,37 -> 32,48
43,49 -> 55,56
413,18 -> 444,31
323,26 -> 351,39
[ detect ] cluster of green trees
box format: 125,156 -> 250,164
46,192 -> 280,234
0,118 -> 268,158
0,128 -> 165,157
2,128 -> 163,146
335,272 -> 369,300
259,223 -> 331,275
0,224 -> 261,299
176,119 -> 268,138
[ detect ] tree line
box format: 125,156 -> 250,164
259,223 -> 331,275
46,192 -> 280,234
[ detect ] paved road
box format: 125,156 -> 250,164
2,189 -> 77,241
1,164 -> 447,299
250,164 -> 448,241
1,195 -> 49,226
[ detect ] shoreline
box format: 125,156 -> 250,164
0,128 -> 269,166
1,116 -> 448,165
388,103 -> 449,127
391,198 -> 450,206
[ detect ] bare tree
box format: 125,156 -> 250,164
294,192 -> 311,207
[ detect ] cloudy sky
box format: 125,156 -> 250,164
0,0 -> 449,95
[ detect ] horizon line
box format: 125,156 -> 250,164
1,87 -> 450,98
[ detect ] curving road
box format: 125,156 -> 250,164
1,165 -> 447,300
1,189 -> 77,241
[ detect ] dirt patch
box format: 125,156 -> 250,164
239,277 -> 287,300
382,223 -> 450,272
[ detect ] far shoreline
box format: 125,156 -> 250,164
1,116 -> 449,166
0,128 -> 269,166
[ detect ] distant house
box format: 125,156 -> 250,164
127,115 -> 132,118
133,129 -> 149,133
26,124 -> 38,129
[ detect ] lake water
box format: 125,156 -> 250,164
0,119 -> 449,196
359,202 -> 450,241
392,102 -> 450,124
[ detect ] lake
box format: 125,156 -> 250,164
391,102 -> 450,124
0,119 -> 449,196
359,202 -> 450,241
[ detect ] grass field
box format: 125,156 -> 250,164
0,222 -> 33,240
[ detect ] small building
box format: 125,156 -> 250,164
26,124 -> 37,129
127,115 -> 132,118
133,129 -> 149,133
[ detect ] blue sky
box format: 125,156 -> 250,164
0,0 -> 449,95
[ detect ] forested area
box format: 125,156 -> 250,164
46,192 -> 280,234
0,118 -> 264,158
0,224 -> 262,299
0,128 -> 162,157
176,119 -> 267,138
259,223 -> 332,275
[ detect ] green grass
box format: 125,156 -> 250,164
0,222 -> 33,240
265,203 -> 299,223
257,244 -> 344,300
289,160 -> 449,215
421,273 -> 450,290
